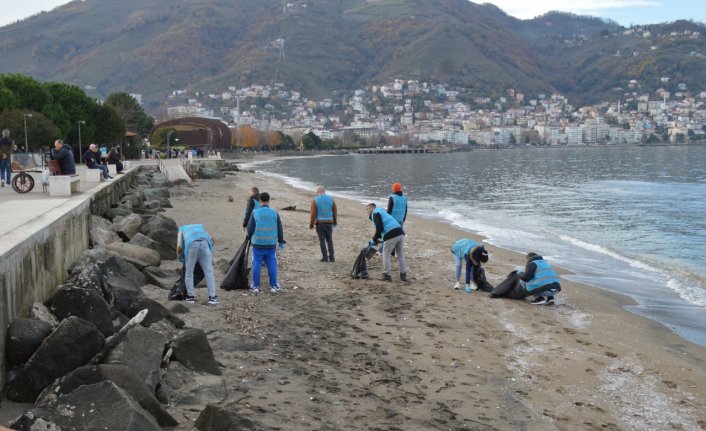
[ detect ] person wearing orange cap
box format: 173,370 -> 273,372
387,182 -> 408,226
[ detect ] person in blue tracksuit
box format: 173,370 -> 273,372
387,182 -> 408,226
368,202 -> 407,282
309,185 -> 338,262
177,224 -> 218,304
517,252 -> 562,305
451,239 -> 489,293
246,192 -> 286,293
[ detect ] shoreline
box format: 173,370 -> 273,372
161,168 -> 705,429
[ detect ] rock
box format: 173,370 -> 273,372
129,232 -> 161,252
166,302 -> 190,315
148,319 -> 181,343
142,187 -> 170,201
195,404 -> 275,431
104,207 -> 133,221
104,326 -> 166,392
6,318 -> 54,366
124,296 -> 185,329
150,172 -> 171,188
146,228 -> 178,260
6,316 -> 105,403
171,178 -> 190,187
113,213 -> 143,240
69,249 -> 147,299
29,302 -> 60,327
106,242 -> 161,267
14,381 -> 161,431
197,165 -> 225,179
160,362 -> 228,406
145,198 -> 172,209
143,266 -> 179,290
46,284 -> 125,337
37,364 -> 178,427
89,214 -> 120,247
169,328 -> 221,375
120,192 -> 144,209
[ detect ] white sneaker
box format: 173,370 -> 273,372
453,282 -> 461,290
270,285 -> 281,293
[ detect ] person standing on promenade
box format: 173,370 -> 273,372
367,202 -> 407,282
309,185 -> 338,262
242,186 -> 261,232
387,182 -> 408,226
246,192 -> 286,293
451,239 -> 489,293
83,144 -> 112,181
517,252 -> 561,305
0,129 -> 14,187
177,224 -> 218,304
50,140 -> 76,175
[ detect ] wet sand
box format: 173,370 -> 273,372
159,168 -> 706,430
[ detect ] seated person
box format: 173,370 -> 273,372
83,144 -> 111,181
106,148 -> 124,173
517,252 -> 562,305
451,239 -> 489,292
50,139 -> 76,175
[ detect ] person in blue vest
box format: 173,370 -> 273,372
242,186 -> 261,232
517,252 -> 561,305
367,202 -> 407,282
451,239 -> 489,293
387,182 -> 408,226
177,224 -> 218,305
246,192 -> 286,293
309,185 -> 338,262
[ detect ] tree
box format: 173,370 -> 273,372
151,127 -> 178,149
43,82 -> 97,142
301,132 -> 322,150
237,126 -> 259,149
1,74 -> 51,112
675,133 -> 686,144
104,93 -> 153,136
0,110 -> 61,151
509,133 -> 517,146
93,104 -> 126,146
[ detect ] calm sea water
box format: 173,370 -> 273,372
244,146 -> 706,347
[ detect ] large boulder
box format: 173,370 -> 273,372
145,198 -> 172,209
104,207 -> 133,221
12,381 -> 161,431
113,213 -> 143,240
159,362 -> 228,406
106,242 -> 161,267
46,284 -> 124,337
149,172 -> 171,188
195,405 -> 275,431
169,328 -> 221,375
6,316 -> 105,403
104,326 -> 166,392
141,215 -> 178,260
29,302 -> 60,328
89,215 -> 120,247
142,187 -> 170,201
129,232 -> 161,253
6,318 -> 54,366
143,266 -> 179,290
120,192 -> 144,209
69,248 -> 147,299
197,165 -> 225,179
37,364 -> 178,427
123,295 -> 184,328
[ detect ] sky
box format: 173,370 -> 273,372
0,0 -> 704,28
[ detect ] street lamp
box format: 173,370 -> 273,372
78,120 -> 86,163
23,113 -> 32,156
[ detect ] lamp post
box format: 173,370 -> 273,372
167,131 -> 173,159
174,139 -> 179,157
23,113 -> 32,156
78,120 -> 86,163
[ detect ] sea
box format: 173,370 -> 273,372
242,145 -> 706,348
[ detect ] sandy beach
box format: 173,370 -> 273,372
148,163 -> 706,431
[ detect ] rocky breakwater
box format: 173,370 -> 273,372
4,167 -> 223,430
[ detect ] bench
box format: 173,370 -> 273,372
49,174 -> 80,197
82,168 -> 102,182
107,164 -> 117,176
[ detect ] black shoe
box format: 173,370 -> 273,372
320,257 -> 328,262
545,297 -> 555,305
329,257 -> 335,262
400,273 -> 407,282
530,296 -> 547,305
381,274 -> 392,282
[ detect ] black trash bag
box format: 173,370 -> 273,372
168,262 -> 205,301
475,267 -> 494,292
220,238 -> 251,290
351,245 -> 377,279
489,272 -> 528,299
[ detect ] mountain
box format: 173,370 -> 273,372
1,0 -> 705,111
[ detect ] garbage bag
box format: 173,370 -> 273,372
220,238 -> 251,290
474,267 -> 494,292
168,262 -> 205,301
351,245 -> 376,279
489,272 -> 528,299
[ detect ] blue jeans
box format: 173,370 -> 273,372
0,159 -> 10,184
185,240 -> 216,298
91,164 -> 110,179
251,246 -> 278,288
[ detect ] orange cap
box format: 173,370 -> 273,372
392,182 -> 402,192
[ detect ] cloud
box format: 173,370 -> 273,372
486,0 -> 661,19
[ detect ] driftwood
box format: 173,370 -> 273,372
90,309 -> 148,365
280,205 -> 297,211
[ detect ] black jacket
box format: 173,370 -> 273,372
242,194 -> 260,228
51,145 -> 76,174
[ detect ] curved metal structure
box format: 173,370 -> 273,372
150,117 -> 231,150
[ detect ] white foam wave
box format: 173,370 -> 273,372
666,278 -> 706,307
558,234 -> 653,271
239,153 -> 341,169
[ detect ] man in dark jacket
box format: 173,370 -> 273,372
242,186 -> 261,232
50,140 -> 76,175
517,252 -> 562,305
83,144 -> 111,180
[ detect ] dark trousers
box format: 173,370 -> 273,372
316,223 -> 334,260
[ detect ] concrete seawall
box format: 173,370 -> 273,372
0,168 -> 141,393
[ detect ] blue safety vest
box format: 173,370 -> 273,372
389,194 -> 407,223
179,224 -> 213,260
315,194 -> 334,221
251,206 -> 278,246
526,260 -> 560,292
451,239 -> 477,259
372,207 -> 400,238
